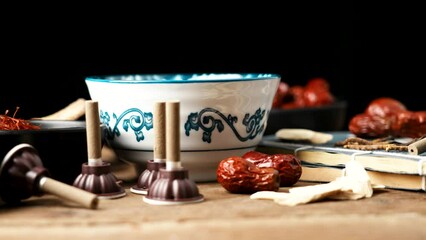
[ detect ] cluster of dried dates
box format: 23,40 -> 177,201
216,151 -> 302,194
272,77 -> 335,109
349,97 -> 426,138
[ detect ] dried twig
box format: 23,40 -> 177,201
335,137 -> 391,146
335,136 -> 409,152
342,144 -> 408,152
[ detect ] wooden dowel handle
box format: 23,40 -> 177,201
40,177 -> 99,209
408,137 -> 426,155
166,101 -> 180,164
85,100 -> 102,165
35,98 -> 86,121
154,102 -> 166,161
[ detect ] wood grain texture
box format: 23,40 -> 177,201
1,178 -> 426,240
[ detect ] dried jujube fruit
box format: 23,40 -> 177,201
242,151 -> 302,187
349,97 -> 426,138
216,156 -> 280,194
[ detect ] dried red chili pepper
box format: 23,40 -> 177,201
242,151 -> 302,187
0,108 -> 41,130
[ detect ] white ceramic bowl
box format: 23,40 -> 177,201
85,73 -> 280,182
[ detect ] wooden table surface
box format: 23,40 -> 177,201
1,153 -> 426,240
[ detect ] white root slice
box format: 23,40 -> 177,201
250,191 -> 290,200
250,160 -> 374,206
329,160 -> 373,200
275,128 -> 333,144
276,182 -> 344,206
33,98 -> 86,121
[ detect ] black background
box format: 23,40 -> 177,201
1,2 -> 423,129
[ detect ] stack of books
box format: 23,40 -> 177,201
258,133 -> 426,192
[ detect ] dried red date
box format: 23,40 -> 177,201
348,113 -> 393,138
392,110 -> 426,138
303,78 -> 335,107
284,85 -> 306,108
242,151 -> 302,187
273,77 -> 336,109
216,156 -> 280,194
365,97 -> 406,118
305,77 -> 330,91
272,82 -> 289,108
302,87 -> 335,107
348,97 -> 426,138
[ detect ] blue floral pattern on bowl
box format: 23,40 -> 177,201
184,108 -> 266,143
101,108 -> 153,142
100,107 -> 267,143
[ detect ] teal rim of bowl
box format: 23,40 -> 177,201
85,73 -> 280,84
